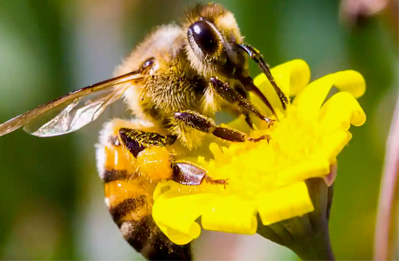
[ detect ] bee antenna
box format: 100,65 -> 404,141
238,44 -> 288,110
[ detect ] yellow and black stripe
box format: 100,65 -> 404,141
98,124 -> 191,260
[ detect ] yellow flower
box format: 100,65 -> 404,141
152,59 -> 366,246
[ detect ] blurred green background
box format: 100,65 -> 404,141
0,0 -> 398,260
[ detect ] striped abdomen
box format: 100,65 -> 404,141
96,120 -> 191,260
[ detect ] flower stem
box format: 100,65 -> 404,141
286,225 -> 335,261
258,178 -> 335,261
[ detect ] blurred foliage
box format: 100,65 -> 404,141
0,0 -> 397,260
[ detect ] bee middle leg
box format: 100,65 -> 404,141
221,87 -> 254,129
173,110 -> 270,143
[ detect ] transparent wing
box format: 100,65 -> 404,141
23,84 -> 129,137
0,71 -> 143,137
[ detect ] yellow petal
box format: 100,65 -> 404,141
319,130 -> 352,161
157,224 -> 198,245
252,59 -> 311,115
201,195 -> 257,234
274,157 -> 331,186
153,192 -> 216,244
319,91 -> 367,134
286,60 -> 312,97
294,73 -> 335,117
330,70 -> 366,98
257,182 -> 314,225
295,70 -> 366,118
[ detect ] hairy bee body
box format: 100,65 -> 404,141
114,12 -> 246,149
116,25 -> 208,149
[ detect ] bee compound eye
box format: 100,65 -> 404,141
188,21 -> 220,56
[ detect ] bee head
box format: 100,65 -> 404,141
184,3 -> 247,78
184,3 -> 288,110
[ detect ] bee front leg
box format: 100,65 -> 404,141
209,76 -> 275,127
173,110 -> 270,143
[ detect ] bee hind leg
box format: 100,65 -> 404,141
171,162 -> 228,188
118,128 -> 177,157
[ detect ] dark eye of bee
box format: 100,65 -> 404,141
188,21 -> 220,55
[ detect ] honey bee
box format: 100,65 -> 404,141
0,3 -> 287,260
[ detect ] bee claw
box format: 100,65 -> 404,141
223,178 -> 229,189
219,178 -> 229,185
264,117 -> 275,128
207,177 -> 229,188
247,134 -> 271,143
215,178 -> 229,190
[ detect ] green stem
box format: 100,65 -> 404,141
257,178 -> 335,261
287,224 -> 335,261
